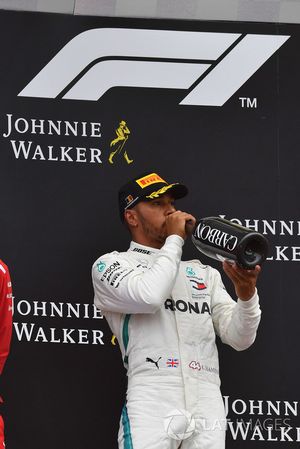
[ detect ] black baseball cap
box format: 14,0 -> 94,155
118,171 -> 188,221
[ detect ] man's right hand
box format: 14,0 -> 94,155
166,211 -> 196,240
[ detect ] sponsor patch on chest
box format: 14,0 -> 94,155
165,298 -> 211,315
185,266 -> 208,296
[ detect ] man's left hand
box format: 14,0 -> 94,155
222,261 -> 261,301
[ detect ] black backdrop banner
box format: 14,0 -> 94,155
0,9 -> 299,449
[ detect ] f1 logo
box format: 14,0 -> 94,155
19,28 -> 289,106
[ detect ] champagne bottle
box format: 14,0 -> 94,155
191,217 -> 269,269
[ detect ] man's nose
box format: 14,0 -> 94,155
166,204 -> 176,215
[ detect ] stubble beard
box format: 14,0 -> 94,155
140,218 -> 167,248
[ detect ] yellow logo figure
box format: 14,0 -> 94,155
111,334 -> 117,346
109,120 -> 133,164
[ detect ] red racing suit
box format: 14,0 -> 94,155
0,260 -> 13,447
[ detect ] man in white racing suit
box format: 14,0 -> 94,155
92,171 -> 261,449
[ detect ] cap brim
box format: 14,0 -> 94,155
145,182 -> 188,201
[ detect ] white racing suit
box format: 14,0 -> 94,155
92,235 -> 261,449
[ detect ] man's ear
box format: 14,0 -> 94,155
124,209 -> 138,228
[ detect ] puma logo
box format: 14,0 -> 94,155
146,357 -> 162,369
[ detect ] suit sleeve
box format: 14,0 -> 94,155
210,268 -> 261,351
0,262 -> 13,375
92,235 -> 184,314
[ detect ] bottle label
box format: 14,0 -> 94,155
194,222 -> 238,253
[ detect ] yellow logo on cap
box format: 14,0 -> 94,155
136,173 -> 166,188
146,184 -> 175,199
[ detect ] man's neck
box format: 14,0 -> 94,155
130,234 -> 164,250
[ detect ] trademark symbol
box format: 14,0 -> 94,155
239,97 -> 258,108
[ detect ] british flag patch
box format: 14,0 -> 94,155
167,358 -> 179,368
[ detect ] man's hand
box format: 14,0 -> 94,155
222,261 -> 261,301
166,211 -> 196,240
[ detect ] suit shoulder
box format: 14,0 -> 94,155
92,250 -> 129,270
0,259 -> 8,276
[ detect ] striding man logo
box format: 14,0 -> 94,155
108,120 -> 133,165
